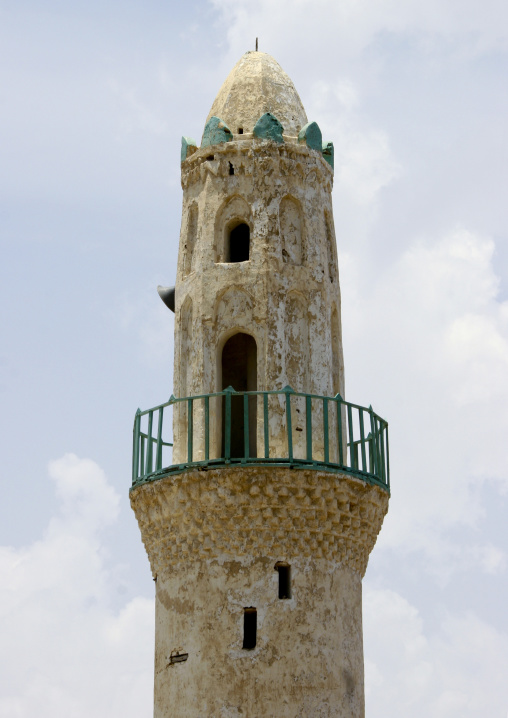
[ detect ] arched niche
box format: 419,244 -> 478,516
183,203 -> 198,276
325,210 -> 337,283
286,291 -> 309,392
213,287 -> 254,336
179,297 -> 193,397
214,196 -> 253,263
279,195 -> 304,266
220,332 -> 257,458
331,303 -> 342,396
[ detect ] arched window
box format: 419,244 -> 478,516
214,196 -> 252,263
227,222 -> 250,263
221,332 -> 257,458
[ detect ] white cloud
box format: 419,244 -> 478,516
341,227 -> 508,571
0,455 -> 153,718
307,79 -> 402,207
364,586 -> 508,717
212,0 -> 508,62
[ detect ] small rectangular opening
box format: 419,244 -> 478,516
243,607 -> 257,649
206,155 -> 214,161
229,162 -> 235,175
238,127 -> 244,134
275,563 -> 291,599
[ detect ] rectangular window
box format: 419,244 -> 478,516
243,607 -> 257,649
275,562 -> 291,599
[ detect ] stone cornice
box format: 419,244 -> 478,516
131,466 -> 388,579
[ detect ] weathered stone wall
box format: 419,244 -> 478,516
130,467 -> 388,717
153,558 -> 364,718
173,139 -> 343,463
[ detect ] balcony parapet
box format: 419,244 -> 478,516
131,387 -> 390,493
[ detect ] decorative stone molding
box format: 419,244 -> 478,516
130,467 -> 388,579
181,142 -> 333,192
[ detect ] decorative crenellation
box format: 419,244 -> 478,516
181,141 -> 333,193
130,467 -> 388,579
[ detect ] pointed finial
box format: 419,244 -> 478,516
256,37 -> 258,51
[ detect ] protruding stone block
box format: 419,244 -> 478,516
202,116 -> 233,148
322,141 -> 334,169
253,112 -> 284,143
298,121 -> 322,152
181,136 -> 198,163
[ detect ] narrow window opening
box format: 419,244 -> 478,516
243,607 -> 257,649
238,127 -> 244,134
275,562 -> 291,599
229,162 -> 235,175
228,223 -> 250,262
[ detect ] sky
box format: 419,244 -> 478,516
1,0 -> 507,715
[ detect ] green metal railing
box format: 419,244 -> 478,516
132,386 -> 389,492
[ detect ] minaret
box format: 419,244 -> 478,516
131,51 -> 390,718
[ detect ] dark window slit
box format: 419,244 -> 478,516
243,607 -> 257,649
275,562 -> 291,599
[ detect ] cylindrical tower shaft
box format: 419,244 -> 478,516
130,50 -> 390,718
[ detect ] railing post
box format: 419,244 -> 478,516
224,387 -> 232,461
243,392 -> 249,460
359,408 -> 367,472
305,394 -> 313,461
140,435 -> 145,479
335,394 -> 344,467
263,392 -> 269,459
347,403 -> 355,470
379,419 -> 386,486
366,432 -> 373,474
368,406 -> 377,477
156,408 -> 164,471
187,398 -> 193,463
204,395 -> 210,462
132,409 -> 141,484
385,422 -> 390,490
146,411 -> 154,475
284,386 -> 294,461
323,398 -> 329,464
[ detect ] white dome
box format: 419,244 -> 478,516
204,52 -> 308,139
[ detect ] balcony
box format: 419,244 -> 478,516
131,387 -> 389,493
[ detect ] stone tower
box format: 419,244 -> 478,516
130,51 -> 390,718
